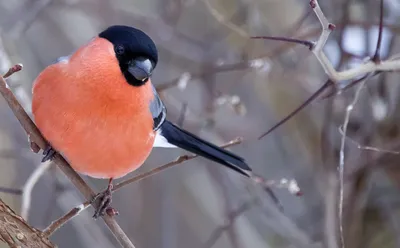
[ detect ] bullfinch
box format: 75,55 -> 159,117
32,25 -> 253,218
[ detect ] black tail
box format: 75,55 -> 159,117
159,120 -> 252,177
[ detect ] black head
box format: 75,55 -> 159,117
99,25 -> 158,86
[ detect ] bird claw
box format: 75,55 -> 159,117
92,184 -> 118,219
42,146 -> 56,162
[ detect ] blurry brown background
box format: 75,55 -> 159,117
1,0 -> 400,247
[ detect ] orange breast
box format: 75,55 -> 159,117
32,37 -> 156,179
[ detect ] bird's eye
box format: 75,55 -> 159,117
115,45 -> 125,55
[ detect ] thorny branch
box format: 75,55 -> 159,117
256,0 -> 396,139
0,66 -> 136,248
249,0 -> 392,247
308,0 -> 399,81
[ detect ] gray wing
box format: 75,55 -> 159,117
149,84 -> 166,131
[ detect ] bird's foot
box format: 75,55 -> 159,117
91,183 -> 119,219
42,146 -> 56,162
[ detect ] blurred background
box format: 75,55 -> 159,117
1,0 -> 400,247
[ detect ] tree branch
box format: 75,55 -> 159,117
0,187 -> 22,195
0,198 -> 55,248
338,74 -> 373,248
42,202 -> 90,237
372,0 -> 384,62
204,198 -> 258,248
309,0 -> 399,81
21,161 -> 52,219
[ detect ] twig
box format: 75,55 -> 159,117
252,0 -> 399,82
338,126 -> 399,154
256,0 -> 386,139
251,36 -> 314,50
203,0 -> 248,37
214,170 -> 241,248
286,8 -> 313,36
324,172 -> 339,248
204,198 -> 258,248
158,21 -> 400,93
0,67 -> 136,248
325,72 -> 379,99
43,137 -> 243,236
338,74 -> 371,248
21,161 -> 52,219
115,137 -> 243,191
258,79 -> 332,139
309,0 -> 400,81
3,64 -> 23,79
176,102 -> 188,127
204,176 -> 302,248
372,0 -> 384,62
0,187 -> 22,195
42,202 -> 90,237
0,198 -> 55,247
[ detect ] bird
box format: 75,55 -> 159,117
32,25 -> 253,218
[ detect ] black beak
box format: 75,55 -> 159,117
128,57 -> 154,81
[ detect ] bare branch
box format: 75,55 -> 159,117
176,102 -> 188,127
258,80 -> 332,140
115,138 -> 243,190
338,74 -> 372,248
204,198 -> 258,248
3,64 -> 23,79
252,0 -> 400,83
324,72 -> 379,99
372,0 -> 384,62
0,187 -> 22,195
21,161 -> 52,219
203,0 -> 248,37
251,36 -> 314,50
43,202 -> 90,237
309,0 -> 400,81
338,126 -> 399,154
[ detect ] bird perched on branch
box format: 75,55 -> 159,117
32,25 -> 253,218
